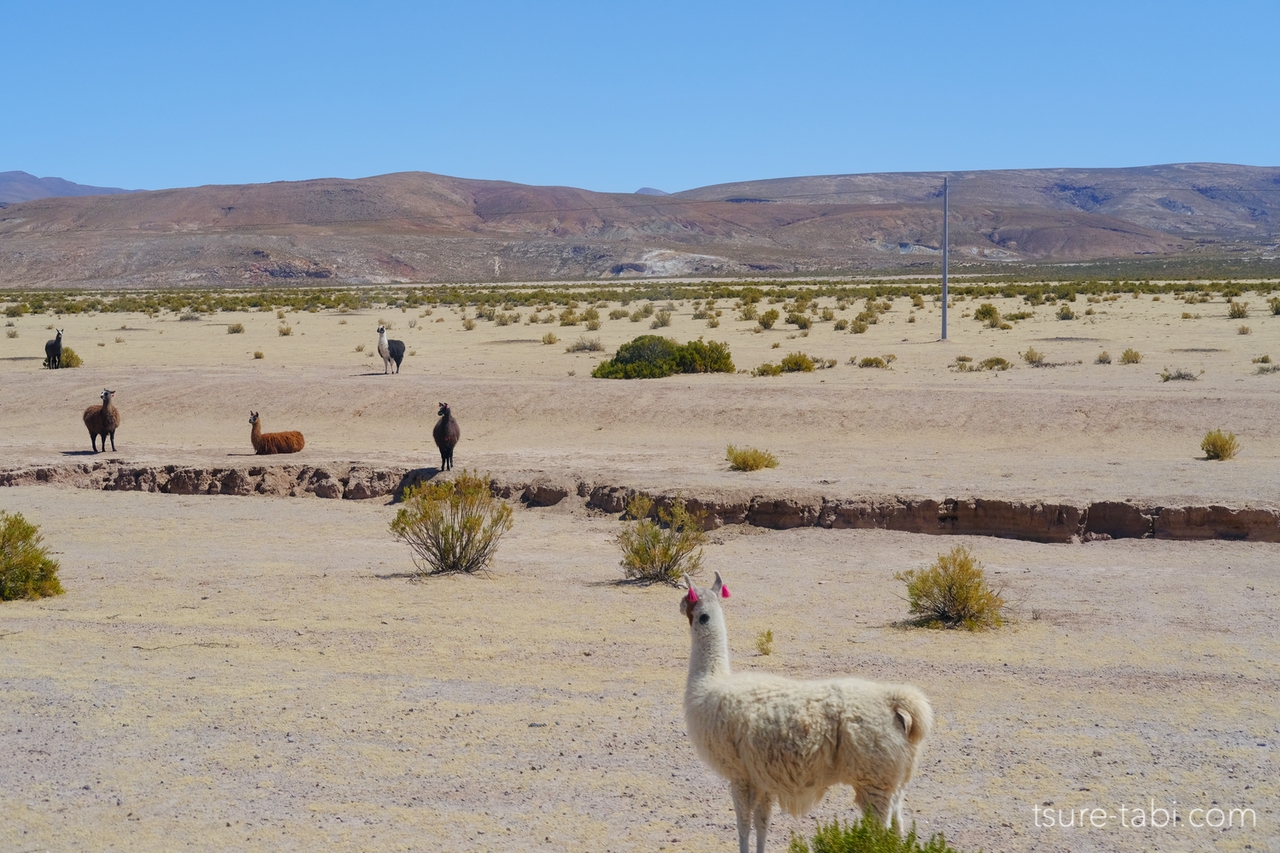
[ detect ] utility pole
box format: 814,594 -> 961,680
941,176 -> 949,340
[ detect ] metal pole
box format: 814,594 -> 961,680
941,176 -> 949,340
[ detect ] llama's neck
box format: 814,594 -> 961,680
251,420 -> 262,444
688,622 -> 732,686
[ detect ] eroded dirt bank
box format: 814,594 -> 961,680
4,460 -> 1278,543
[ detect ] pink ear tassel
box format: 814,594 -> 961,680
687,587 -> 699,604
720,585 -> 730,599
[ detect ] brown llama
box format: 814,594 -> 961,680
249,411 -> 305,455
83,388 -> 121,452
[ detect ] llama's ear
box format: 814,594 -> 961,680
711,571 -> 724,596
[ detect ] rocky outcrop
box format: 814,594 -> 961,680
3,461 -> 1278,543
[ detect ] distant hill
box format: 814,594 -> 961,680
1,164 -> 1277,288
0,171 -> 136,206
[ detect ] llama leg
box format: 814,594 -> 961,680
753,795 -> 772,853
109,431 -> 116,452
730,781 -> 755,853
860,788 -> 896,832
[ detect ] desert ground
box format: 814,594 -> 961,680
2,287 -> 1279,852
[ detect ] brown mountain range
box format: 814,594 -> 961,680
1,163 -> 1277,288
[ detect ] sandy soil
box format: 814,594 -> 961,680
2,290 -> 1279,851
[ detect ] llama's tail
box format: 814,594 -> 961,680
889,687 -> 933,746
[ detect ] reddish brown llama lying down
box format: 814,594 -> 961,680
249,411 -> 305,454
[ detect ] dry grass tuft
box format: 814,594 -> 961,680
894,544 -> 1004,630
1201,429 -> 1239,461
726,445 -> 779,471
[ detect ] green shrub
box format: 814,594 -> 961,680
758,308 -> 780,330
616,494 -> 706,584
1,511 -> 64,601
859,356 -> 887,369
565,335 -> 603,352
4,303 -> 28,318
788,813 -> 967,853
1159,367 -> 1198,381
1120,348 -> 1142,364
785,312 -> 812,329
753,362 -> 783,376
894,544 -> 1004,630
44,345 -> 83,368
1056,304 -> 1075,320
977,356 -> 1010,371
390,471 -> 514,576
973,303 -> 1000,325
850,320 -> 869,334
739,304 -> 759,322
1201,429 -> 1239,460
650,309 -> 672,329
592,335 -> 733,379
821,308 -> 835,322
780,352 -> 815,372
559,308 -> 581,326
834,318 -> 849,331
609,308 -> 630,320
1227,300 -> 1249,319
726,445 -> 779,471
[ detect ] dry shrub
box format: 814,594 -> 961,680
1021,347 -> 1045,366
253,351 -> 264,359
1201,429 -> 1239,461
565,335 -> 603,352
780,352 -> 815,372
894,544 -> 1004,630
1120,348 -> 1142,364
390,471 -> 514,576
1228,300 -> 1249,319
726,445 -> 779,471
278,324 -> 293,336
650,309 -> 672,329
1096,351 -> 1112,364
1160,368 -> 1198,381
755,629 -> 774,656
616,494 -> 706,584
1,511 -> 64,601
541,332 -> 559,345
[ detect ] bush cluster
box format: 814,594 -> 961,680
390,472 -> 514,576
894,545 -> 1004,630
1,512 -> 64,601
1201,429 -> 1239,461
616,495 -> 706,584
726,445 -> 779,471
591,335 -> 733,379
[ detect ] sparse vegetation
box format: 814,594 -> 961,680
755,629 -> 774,656
227,323 -> 245,334
278,324 -> 293,336
253,351 -> 264,359
752,362 -> 783,376
1253,355 -> 1271,364
1056,304 -> 1076,320
565,335 -> 604,353
0,511 -> 64,601
462,317 -> 476,330
592,335 -> 733,379
616,494 -> 706,585
1238,324 -> 1251,335
390,471 -> 514,576
758,309 -> 780,330
1227,300 -> 1249,319
894,544 -> 1004,630
726,445 -> 779,471
1120,348 -> 1142,364
973,303 -> 1000,326
859,356 -> 888,369
849,320 -> 869,334
1096,350 -> 1111,364
541,332 -> 559,345
780,352 -> 815,372
1160,368 -> 1198,381
5,329 -> 16,339
355,343 -> 365,352
788,814 -> 967,853
1201,429 -> 1239,461
1021,347 -> 1045,366
650,309 -> 672,329
953,355 -> 1010,372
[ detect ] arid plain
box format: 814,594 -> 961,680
2,288 -> 1278,852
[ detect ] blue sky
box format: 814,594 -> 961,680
6,0 -> 1277,193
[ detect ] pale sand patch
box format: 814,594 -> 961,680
1,488 -> 1277,852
